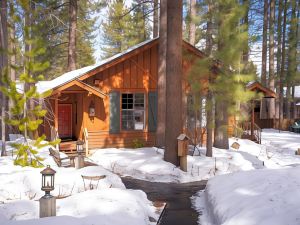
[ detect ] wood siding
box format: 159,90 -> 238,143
45,40 -> 213,149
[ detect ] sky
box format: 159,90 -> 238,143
92,0 -> 264,77
92,0 -> 134,62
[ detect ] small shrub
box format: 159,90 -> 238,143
132,139 -> 144,149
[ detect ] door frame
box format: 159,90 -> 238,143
58,103 -> 73,138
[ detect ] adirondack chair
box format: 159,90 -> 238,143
49,147 -> 74,167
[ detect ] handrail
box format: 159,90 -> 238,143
233,121 -> 262,144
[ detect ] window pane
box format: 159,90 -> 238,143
134,110 -> 144,130
122,111 -> 134,130
134,93 -> 144,109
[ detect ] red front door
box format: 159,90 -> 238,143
58,104 -> 72,138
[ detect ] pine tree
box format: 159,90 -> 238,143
128,0 -> 151,46
1,1 -> 59,167
286,0 -> 298,119
0,0 -> 8,156
101,0 -> 131,58
67,0 -> 77,71
36,0 -> 97,79
261,0 -> 268,86
212,0 -> 254,149
164,0 -> 183,166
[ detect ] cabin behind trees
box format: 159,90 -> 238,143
41,38 -> 210,149
39,38 -> 299,150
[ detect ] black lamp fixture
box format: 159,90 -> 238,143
41,165 -> 56,198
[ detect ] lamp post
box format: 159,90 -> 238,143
75,140 -> 85,169
40,165 -> 56,218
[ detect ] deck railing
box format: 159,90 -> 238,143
233,121 -> 262,144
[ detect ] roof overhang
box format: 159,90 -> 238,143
246,81 -> 277,98
51,79 -> 107,98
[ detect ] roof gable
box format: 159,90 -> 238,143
40,38 -> 211,93
246,81 -> 277,98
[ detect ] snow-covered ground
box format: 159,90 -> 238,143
90,143 -> 265,183
0,145 -> 158,225
193,129 -> 300,225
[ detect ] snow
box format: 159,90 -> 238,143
193,168 -> 300,225
90,145 -> 264,183
193,129 -> 300,225
0,189 -> 157,225
0,142 -> 158,225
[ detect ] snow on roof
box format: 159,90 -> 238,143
37,38 -> 157,93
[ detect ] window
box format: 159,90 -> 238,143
121,93 -> 145,130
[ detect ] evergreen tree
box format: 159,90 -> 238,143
35,0 -> 98,79
1,0 -> 59,167
101,0 -> 151,58
101,0 -> 131,58
128,0 -> 151,46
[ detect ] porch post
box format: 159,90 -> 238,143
251,100 -> 254,140
54,97 -> 58,130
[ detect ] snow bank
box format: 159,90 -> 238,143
90,146 -> 264,183
0,189 -> 157,225
0,154 -> 124,202
193,168 -> 300,225
0,142 -> 158,225
193,129 -> 300,225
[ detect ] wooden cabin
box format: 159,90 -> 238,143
40,38 -> 214,150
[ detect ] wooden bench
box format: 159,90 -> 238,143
49,148 -> 74,167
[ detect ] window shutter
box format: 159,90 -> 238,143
109,91 -> 120,134
148,91 -> 158,132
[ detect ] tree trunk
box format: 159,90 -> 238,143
276,0 -> 283,121
214,100 -> 222,148
153,0 -> 159,38
242,0 -> 249,63
279,0 -> 287,124
189,0 -> 196,45
286,0 -> 297,119
164,0 -> 182,166
205,0 -> 213,157
8,6 -> 16,119
206,88 -> 213,156
261,0 -> 268,86
268,0 -> 275,118
156,0 -> 167,147
67,0 -> 77,71
0,0 -> 8,156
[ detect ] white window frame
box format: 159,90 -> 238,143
121,93 -> 145,131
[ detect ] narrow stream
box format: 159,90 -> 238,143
121,177 -> 207,225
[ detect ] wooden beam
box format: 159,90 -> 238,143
50,80 -> 106,99
54,97 -> 58,130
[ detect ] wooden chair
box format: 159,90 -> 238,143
49,147 -> 74,167
81,175 -> 106,191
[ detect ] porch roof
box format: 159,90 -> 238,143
51,79 -> 107,98
246,81 -> 277,98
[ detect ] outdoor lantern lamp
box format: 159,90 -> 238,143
76,140 -> 85,155
89,101 -> 95,117
41,165 -> 56,197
